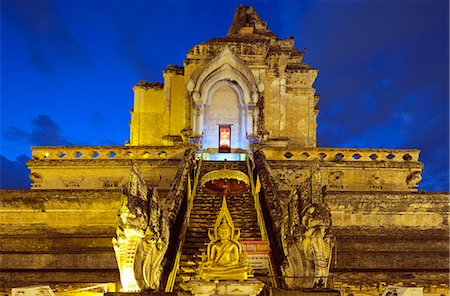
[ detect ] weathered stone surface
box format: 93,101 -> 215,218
261,148 -> 423,192
323,191 -> 449,286
325,192 -> 448,229
1,4 -> 448,296
271,290 -> 339,296
187,279 -> 265,296
0,190 -> 121,229
113,150 -> 195,292
174,161 -> 264,291
27,146 -> 187,190
1,270 -> 119,288
0,190 -> 121,291
105,293 -> 176,296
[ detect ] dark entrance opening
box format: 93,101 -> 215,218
218,125 -> 231,153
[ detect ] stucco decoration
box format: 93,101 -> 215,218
113,149 -> 195,292
281,166 -> 334,288
254,151 -> 334,288
112,162 -> 166,292
328,171 -> 344,189
189,47 -> 259,104
369,174 -> 383,189
187,47 -> 263,144
273,167 -> 304,191
406,171 -> 422,189
60,175 -> 84,188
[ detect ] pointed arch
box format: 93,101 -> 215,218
188,47 -> 263,149
189,47 -> 260,106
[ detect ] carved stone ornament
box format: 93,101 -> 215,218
369,174 -> 383,189
200,170 -> 249,188
328,171 -> 344,185
281,165 -> 334,289
112,149 -> 195,292
60,175 -> 84,188
328,171 -> 344,189
101,176 -> 122,188
273,168 -> 303,191
406,171 -> 422,187
112,162 -> 167,292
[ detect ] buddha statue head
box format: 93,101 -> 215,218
218,219 -> 232,240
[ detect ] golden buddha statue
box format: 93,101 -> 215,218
198,197 -> 252,282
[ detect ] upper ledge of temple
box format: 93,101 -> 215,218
257,146 -> 423,163
163,64 -> 184,75
28,145 -> 422,165
227,5 -> 275,38
285,63 -> 315,72
133,80 -> 164,89
133,66 -> 183,89
28,145 -> 191,161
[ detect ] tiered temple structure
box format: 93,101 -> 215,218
0,5 -> 448,296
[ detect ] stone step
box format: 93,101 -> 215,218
199,161 -> 247,172
174,160 -> 263,292
186,229 -> 260,236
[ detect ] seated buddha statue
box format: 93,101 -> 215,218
198,198 -> 252,282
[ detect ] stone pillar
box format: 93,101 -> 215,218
279,76 -> 287,133
198,106 -> 204,136
192,103 -> 203,137
247,104 -> 257,137
192,108 -> 198,136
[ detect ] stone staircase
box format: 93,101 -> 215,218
174,160 -> 266,291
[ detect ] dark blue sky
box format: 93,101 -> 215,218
1,0 -> 448,191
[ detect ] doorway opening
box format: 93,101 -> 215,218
218,125 -> 231,153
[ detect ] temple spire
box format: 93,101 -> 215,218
227,4 -> 275,37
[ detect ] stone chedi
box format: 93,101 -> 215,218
0,4 -> 448,296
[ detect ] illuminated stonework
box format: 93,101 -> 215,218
113,163 -> 166,292
198,197 -> 253,281
0,4 -> 448,296
281,166 -> 334,288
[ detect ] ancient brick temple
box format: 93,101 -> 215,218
0,5 -> 448,296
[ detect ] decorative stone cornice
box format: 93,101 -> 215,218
200,169 -> 250,187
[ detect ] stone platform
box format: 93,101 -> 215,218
271,289 -> 340,296
105,292 -> 177,296
187,279 -> 265,296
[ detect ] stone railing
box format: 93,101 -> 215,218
30,146 -> 190,160
259,147 -> 421,163
30,146 -> 421,163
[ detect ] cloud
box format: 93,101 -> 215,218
4,0 -> 90,75
120,34 -> 157,80
87,112 -> 107,125
31,115 -> 72,146
4,114 -> 72,146
0,155 -> 30,189
112,9 -> 161,80
3,126 -> 30,143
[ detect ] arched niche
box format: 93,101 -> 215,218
188,47 -> 263,151
203,81 -> 246,150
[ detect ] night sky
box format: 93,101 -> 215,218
1,0 -> 448,191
